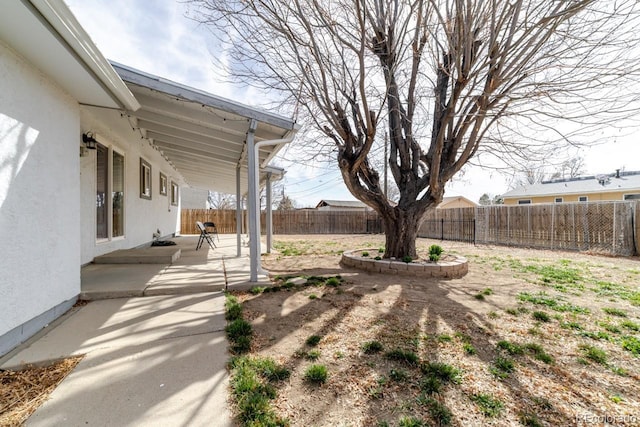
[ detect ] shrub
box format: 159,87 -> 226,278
425,398 -> 452,426
362,251 -> 370,257
249,286 -> 265,295
429,244 -> 444,256
419,376 -> 441,394
532,311 -> 550,322
308,294 -> 318,300
378,247 -> 385,253
226,318 -> 252,341
362,340 -> 384,354
386,349 -> 419,365
306,350 -> 321,360
374,256 -> 382,260
402,255 -> 413,263
463,343 -> 477,355
304,364 -> 328,384
421,362 -> 462,384
225,294 -> 242,321
325,277 -> 341,287
306,335 -> 322,346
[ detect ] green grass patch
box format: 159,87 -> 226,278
519,412 -> 543,427
463,343 -> 477,355
473,293 -> 485,300
621,320 -> 640,331
424,397 -> 452,425
599,321 -> 622,334
497,340 -> 524,355
579,344 -> 608,364
532,311 -> 550,322
249,286 -> 266,295
305,350 -> 321,360
421,362 -> 462,384
560,321 -> 583,330
389,368 -> 409,382
518,291 -> 589,313
579,331 -> 612,341
308,294 -> 318,300
622,336 -> 640,356
362,340 -> 384,354
398,416 -> 425,427
602,307 -> 628,317
386,349 -> 419,365
490,357 -> 515,379
437,334 -> 453,343
228,356 -> 289,426
305,335 -> 322,346
523,343 -> 554,364
224,293 -> 242,321
325,277 -> 341,287
471,393 -> 504,417
304,364 -> 328,384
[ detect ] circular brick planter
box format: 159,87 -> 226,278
340,249 -> 468,279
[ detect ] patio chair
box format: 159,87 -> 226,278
196,221 -> 216,250
203,221 -> 219,242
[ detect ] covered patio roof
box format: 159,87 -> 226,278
112,63 -> 298,195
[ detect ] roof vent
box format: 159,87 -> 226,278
615,169 -> 620,178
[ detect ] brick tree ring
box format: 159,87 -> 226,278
340,249 -> 469,279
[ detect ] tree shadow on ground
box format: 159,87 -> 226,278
241,256 -> 621,426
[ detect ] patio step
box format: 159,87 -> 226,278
94,247 -> 181,264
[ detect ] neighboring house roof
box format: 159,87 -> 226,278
0,0 -> 139,110
438,196 -> 478,208
316,200 -> 368,209
502,171 -> 640,198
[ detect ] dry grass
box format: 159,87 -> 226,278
237,235 -> 640,426
0,356 -> 82,426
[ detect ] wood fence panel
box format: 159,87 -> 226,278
183,201 -> 638,256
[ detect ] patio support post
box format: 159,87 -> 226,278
246,119 -> 259,282
266,172 -> 272,253
236,165 -> 242,257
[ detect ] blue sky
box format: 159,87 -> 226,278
66,1 -> 639,208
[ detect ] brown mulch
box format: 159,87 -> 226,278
0,356 -> 83,426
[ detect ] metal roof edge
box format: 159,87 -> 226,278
27,0 -> 140,111
111,61 -> 297,130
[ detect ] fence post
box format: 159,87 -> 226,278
441,218 -> 444,241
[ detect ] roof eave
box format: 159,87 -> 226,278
30,0 -> 140,111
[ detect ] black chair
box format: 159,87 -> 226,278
203,221 -> 219,242
196,221 -> 216,250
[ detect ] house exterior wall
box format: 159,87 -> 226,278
79,108 -> 181,264
181,187 -> 210,209
503,190 -> 639,205
0,42 -> 80,354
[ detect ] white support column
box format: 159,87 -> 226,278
246,119 -> 259,282
236,166 -> 242,257
266,172 -> 272,253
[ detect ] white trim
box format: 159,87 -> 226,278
28,0 -> 139,110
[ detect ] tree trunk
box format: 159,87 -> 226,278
381,208 -> 423,259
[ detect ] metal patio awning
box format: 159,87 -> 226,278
112,62 -> 298,195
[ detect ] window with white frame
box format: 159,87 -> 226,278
555,197 -> 563,203
624,194 -> 640,200
579,196 -> 588,202
170,181 -> 179,206
159,172 -> 167,196
518,199 -> 531,205
140,158 -> 152,200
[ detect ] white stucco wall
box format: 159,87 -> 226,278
79,107 -> 182,264
0,41 -> 80,342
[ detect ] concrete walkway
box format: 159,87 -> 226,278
0,234 -> 272,426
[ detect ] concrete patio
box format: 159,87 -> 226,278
0,234 -> 273,426
80,234 -> 269,299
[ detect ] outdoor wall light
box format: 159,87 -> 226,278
82,132 -> 97,149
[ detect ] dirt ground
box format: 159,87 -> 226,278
236,234 -> 640,426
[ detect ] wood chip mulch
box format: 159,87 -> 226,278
0,356 -> 83,426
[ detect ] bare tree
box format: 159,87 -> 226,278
207,191 -> 235,209
190,0 -> 640,258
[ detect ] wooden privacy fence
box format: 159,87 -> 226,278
183,200 -> 640,256
180,209 -> 380,235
